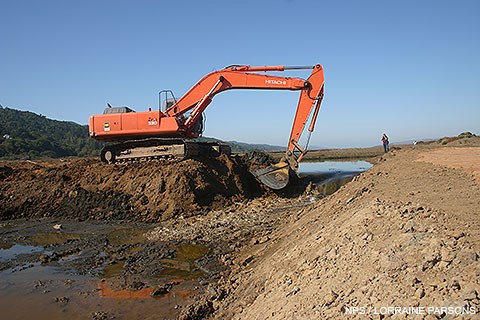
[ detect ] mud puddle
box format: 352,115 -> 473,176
299,160 -> 372,195
0,243 -> 44,261
0,220 -> 211,319
158,243 -> 209,279
0,268 -> 192,319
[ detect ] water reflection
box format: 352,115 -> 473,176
299,160 -> 372,174
299,161 -> 372,195
0,243 -> 44,262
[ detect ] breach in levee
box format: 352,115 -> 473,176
88,64 -> 325,190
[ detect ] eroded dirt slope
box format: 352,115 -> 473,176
0,155 -> 262,221
214,148 -> 480,319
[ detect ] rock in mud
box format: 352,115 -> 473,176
150,283 -> 174,297
39,253 -> 59,264
178,299 -> 214,320
54,296 -> 69,304
91,311 -> 113,320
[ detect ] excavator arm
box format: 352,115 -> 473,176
166,64 -> 325,189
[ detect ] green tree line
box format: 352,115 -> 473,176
0,107 -> 103,159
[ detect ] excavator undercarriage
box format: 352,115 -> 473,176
100,138 -> 231,163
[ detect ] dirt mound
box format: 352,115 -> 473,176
214,148 -> 480,319
436,133 -> 480,147
0,155 -> 263,221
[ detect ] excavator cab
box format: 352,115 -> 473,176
163,99 -> 176,112
159,90 -> 178,112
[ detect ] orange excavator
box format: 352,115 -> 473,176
88,64 -> 325,189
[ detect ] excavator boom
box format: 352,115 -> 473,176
88,64 -> 325,189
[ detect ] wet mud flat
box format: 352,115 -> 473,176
0,219 -> 218,319
0,191 -> 331,319
0,154 -> 372,319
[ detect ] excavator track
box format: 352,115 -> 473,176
100,138 -> 231,163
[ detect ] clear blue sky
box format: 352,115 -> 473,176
1,0 -> 479,148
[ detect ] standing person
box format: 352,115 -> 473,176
381,133 -> 389,153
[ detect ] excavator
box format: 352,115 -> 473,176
88,64 -> 325,190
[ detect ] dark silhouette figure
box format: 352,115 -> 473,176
381,133 -> 389,153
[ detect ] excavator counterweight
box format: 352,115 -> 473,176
88,64 -> 325,189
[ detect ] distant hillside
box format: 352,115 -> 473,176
196,137 -> 283,153
226,140 -> 283,152
0,107 -> 102,159
0,107 -> 282,159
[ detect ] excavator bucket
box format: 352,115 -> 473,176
252,161 -> 290,190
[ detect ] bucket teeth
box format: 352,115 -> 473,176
252,161 -> 290,190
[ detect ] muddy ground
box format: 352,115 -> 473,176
0,195 -> 318,319
0,152 -> 318,319
1,136 -> 479,319
0,155 -> 264,221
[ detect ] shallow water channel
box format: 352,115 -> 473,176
298,160 -> 373,195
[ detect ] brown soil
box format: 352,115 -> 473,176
418,147 -> 480,181
212,146 -> 480,319
0,155 -> 262,221
1,137 -> 479,319
0,188 -> 316,319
